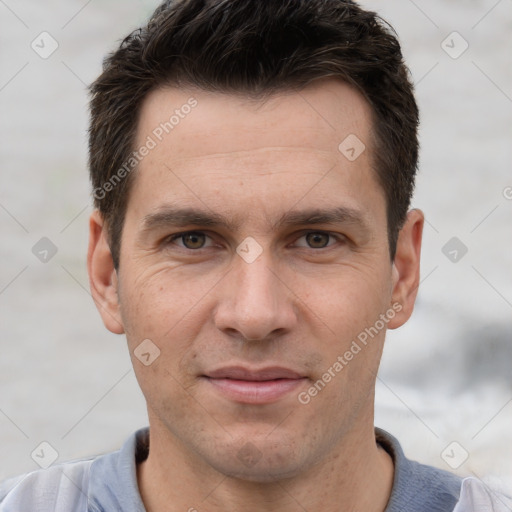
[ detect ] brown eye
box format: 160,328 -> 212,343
305,232 -> 330,248
181,232 -> 206,249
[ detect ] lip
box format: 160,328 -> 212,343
203,366 -> 307,404
205,366 -> 304,381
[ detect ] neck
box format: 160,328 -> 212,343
137,418 -> 394,512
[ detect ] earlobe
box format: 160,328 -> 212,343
87,210 -> 125,334
387,209 -> 424,330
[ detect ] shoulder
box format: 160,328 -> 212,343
0,458 -> 94,512
377,428 -> 512,512
0,428 -> 149,512
452,477 -> 512,512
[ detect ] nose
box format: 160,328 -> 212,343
213,253 -> 297,341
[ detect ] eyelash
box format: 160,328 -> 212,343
164,230 -> 345,251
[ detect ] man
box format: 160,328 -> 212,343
0,1 -> 509,511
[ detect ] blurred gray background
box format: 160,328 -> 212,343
0,0 -> 511,495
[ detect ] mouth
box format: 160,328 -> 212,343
202,366 -> 308,404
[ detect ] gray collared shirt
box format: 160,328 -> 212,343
0,427 -> 508,511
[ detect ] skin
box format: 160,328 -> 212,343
88,78 -> 424,512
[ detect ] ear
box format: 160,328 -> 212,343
387,209 -> 424,329
87,210 -> 125,334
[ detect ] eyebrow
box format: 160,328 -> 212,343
140,205 -> 370,234
272,206 -> 370,232
141,208 -> 239,233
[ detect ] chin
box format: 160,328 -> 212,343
214,458 -> 305,483
202,437 -> 312,483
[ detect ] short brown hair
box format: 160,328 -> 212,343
89,0 -> 419,268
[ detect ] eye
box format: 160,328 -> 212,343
295,231 -> 339,249
167,231 -> 212,250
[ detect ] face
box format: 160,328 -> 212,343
89,78 -> 421,482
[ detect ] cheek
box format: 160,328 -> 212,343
118,263 -> 217,343
297,264 -> 391,337
117,264 -> 227,403
293,266 -> 392,403
120,276 -> 209,409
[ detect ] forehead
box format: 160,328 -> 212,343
137,78 -> 373,159
127,78 -> 384,229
